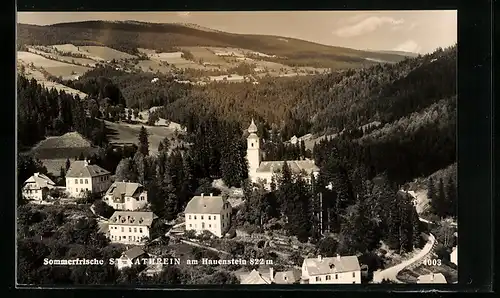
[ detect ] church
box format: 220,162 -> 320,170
246,119 -> 320,188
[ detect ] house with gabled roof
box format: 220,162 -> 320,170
116,246 -> 149,270
103,181 -> 148,211
65,159 -> 111,198
301,254 -> 361,284
184,193 -> 232,238
108,211 -> 158,244
240,267 -> 301,285
22,172 -> 56,201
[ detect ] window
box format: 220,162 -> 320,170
208,216 -> 211,220
209,224 -> 211,228
222,223 -> 224,228
129,228 -> 132,232
315,277 -> 320,282
85,179 -> 88,184
76,188 -> 78,192
352,272 -> 355,278
129,236 -> 132,241
335,274 -> 338,279
127,198 -> 130,202
214,216 -> 216,220
75,179 -> 78,184
189,224 -> 192,227
194,215 -> 197,220
80,179 -> 83,184
189,215 -> 191,220
139,228 -> 143,233
134,228 -> 137,233
222,214 -> 224,220
201,215 -> 204,220
326,275 -> 331,280
121,227 -> 124,232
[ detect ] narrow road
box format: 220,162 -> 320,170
372,218 -> 437,283
179,238 -> 231,256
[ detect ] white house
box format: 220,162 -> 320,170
450,246 -> 458,266
301,254 -> 361,284
22,173 -> 56,201
184,193 -> 232,238
246,119 -> 319,188
108,211 -> 158,244
116,246 -> 148,270
417,273 -> 447,284
240,268 -> 301,285
65,160 -> 111,198
103,182 -> 148,211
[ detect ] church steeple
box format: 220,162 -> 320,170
247,119 -> 258,134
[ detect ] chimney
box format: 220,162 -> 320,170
83,159 -> 89,166
270,267 -> 274,281
317,255 -> 322,262
34,172 -> 39,177
337,254 -> 341,261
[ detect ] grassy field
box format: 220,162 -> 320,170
17,51 -> 91,80
79,46 -> 136,61
135,59 -> 172,74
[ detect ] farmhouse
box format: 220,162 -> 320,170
65,159 -> 111,198
450,246 -> 458,266
115,246 -> 148,270
240,268 -> 301,285
417,273 -> 447,284
301,254 -> 361,284
108,211 -> 158,244
184,193 -> 232,238
103,182 -> 148,211
246,119 -> 319,188
22,172 -> 56,201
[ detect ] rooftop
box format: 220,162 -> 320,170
106,182 -> 144,200
66,160 -> 110,177
122,246 -> 147,260
240,268 -> 301,285
109,211 -> 157,226
184,193 -> 231,215
303,255 -> 361,276
417,273 -> 447,284
23,172 -> 56,189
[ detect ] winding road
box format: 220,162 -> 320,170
372,218 -> 437,283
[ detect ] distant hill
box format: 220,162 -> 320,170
17,21 -> 409,69
376,50 -> 419,58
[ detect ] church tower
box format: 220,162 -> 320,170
246,119 -> 261,175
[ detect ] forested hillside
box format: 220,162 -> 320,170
17,21 -> 406,69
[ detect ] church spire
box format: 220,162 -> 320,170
247,119 -> 258,134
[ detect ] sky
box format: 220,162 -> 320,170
17,11 -> 457,54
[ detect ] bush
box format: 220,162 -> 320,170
93,199 -> 115,218
184,230 -> 196,239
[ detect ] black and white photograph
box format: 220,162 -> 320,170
16,10 -> 458,286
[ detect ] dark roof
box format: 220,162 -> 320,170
66,160 -> 110,177
122,246 -> 147,260
109,211 -> 157,226
184,194 -> 230,214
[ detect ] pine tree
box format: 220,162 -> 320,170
437,178 -> 446,218
277,161 -> 294,216
158,141 -> 164,152
161,170 -> 179,221
59,167 -> 66,180
133,151 -> 146,185
446,176 -> 457,218
427,177 -> 437,214
65,158 -> 71,171
138,126 -> 149,156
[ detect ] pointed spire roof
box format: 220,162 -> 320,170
247,119 -> 258,133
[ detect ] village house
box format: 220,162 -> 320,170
115,246 -> 149,270
103,182 -> 148,211
184,193 -> 232,238
246,120 -> 319,188
65,159 -> 111,198
417,273 -> 447,284
22,172 -> 56,201
450,246 -> 458,266
108,211 -> 158,244
301,254 -> 361,284
240,268 -> 301,285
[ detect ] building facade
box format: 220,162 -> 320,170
301,255 -> 361,284
184,193 -> 232,238
108,211 -> 158,244
103,182 -> 148,211
65,160 -> 111,198
22,172 -> 56,201
246,119 -> 320,188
